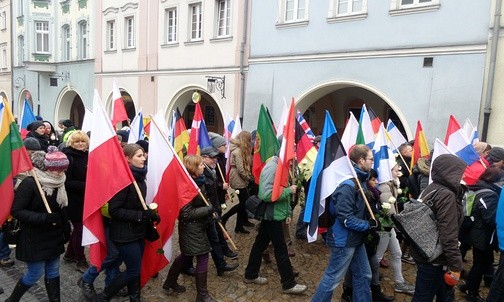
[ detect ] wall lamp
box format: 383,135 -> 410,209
206,76 -> 226,99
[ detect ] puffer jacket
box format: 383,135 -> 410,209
326,165 -> 372,248
62,147 -> 88,222
109,168 -> 147,244
12,177 -> 70,262
257,156 -> 292,221
379,179 -> 399,215
229,141 -> 251,189
178,185 -> 213,256
468,180 -> 500,251
410,154 -> 466,272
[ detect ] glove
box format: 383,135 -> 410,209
206,205 -> 215,215
142,210 -> 161,224
369,218 -> 380,230
46,213 -> 61,225
212,211 -> 221,221
444,271 -> 460,287
63,221 -> 72,243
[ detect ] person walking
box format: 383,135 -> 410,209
410,154 -> 467,302
163,154 -> 216,302
97,144 -> 159,301
6,146 -> 71,302
311,145 -> 377,302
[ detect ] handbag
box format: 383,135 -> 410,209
145,222 -> 160,242
245,195 -> 266,221
1,217 -> 21,245
391,189 -> 443,262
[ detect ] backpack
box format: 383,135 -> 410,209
245,195 -> 266,221
462,188 -> 494,217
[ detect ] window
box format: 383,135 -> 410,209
165,8 -> 177,43
18,0 -> 23,17
78,21 -> 88,59
337,0 -> 363,14
328,0 -> 367,22
277,0 -> 309,27
389,0 -> 440,15
125,16 -> 135,48
216,0 -> 231,37
106,20 -> 115,50
1,44 -> 7,69
35,21 -> 49,53
0,11 -> 6,30
17,35 -> 24,65
189,3 -> 202,41
62,25 -> 70,61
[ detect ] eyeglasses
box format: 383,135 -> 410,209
365,157 -> 374,161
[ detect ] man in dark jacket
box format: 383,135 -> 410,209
411,154 -> 467,302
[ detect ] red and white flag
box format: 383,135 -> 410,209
271,98 -> 295,202
141,112 -> 200,286
341,111 -> 359,153
82,90 -> 134,269
111,79 -> 128,129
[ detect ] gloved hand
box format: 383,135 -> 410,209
444,271 -> 460,287
206,205 -> 215,215
142,210 -> 161,224
46,213 -> 61,225
212,211 -> 221,221
369,218 -> 380,230
63,221 -> 72,243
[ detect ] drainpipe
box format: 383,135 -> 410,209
482,0 -> 502,141
239,0 -> 249,121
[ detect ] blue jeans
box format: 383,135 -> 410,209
312,244 -> 371,302
114,240 -> 144,283
412,262 -> 454,302
0,231 -> 11,259
22,257 -> 60,286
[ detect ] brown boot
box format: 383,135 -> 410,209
195,272 -> 216,302
162,257 -> 186,293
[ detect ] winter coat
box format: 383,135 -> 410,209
108,168 -> 147,244
326,165 -> 372,248
203,165 -> 221,211
178,185 -> 212,256
468,181 -> 500,251
410,154 -> 467,272
62,147 -> 88,222
26,131 -> 49,152
497,189 -> 504,252
379,180 -> 399,215
257,156 -> 292,221
229,142 -> 251,189
12,177 -> 70,262
407,157 -> 430,199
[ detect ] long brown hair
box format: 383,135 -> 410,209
232,131 -> 252,174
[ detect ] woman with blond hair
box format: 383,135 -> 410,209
221,130 -> 254,234
62,130 -> 90,273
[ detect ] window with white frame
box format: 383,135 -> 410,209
35,21 -> 49,53
217,0 -> 231,37
401,0 -> 433,5
79,21 -> 88,59
189,3 -> 202,41
17,35 -> 24,65
165,7 -> 177,43
0,11 -> 6,30
125,16 -> 135,48
328,0 -> 367,21
1,45 -> 7,69
284,0 -> 307,22
62,25 -> 70,61
18,0 -> 23,17
337,0 -> 364,14
390,0 -> 440,15
106,20 -> 115,50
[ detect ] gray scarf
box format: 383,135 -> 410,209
34,168 -> 68,208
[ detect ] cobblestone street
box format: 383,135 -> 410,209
0,206 -> 492,301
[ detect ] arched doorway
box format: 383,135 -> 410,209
57,89 -> 85,129
69,95 -> 85,129
106,89 -> 136,129
18,90 -> 34,117
297,81 -> 410,140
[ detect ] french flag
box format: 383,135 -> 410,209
444,115 -> 480,166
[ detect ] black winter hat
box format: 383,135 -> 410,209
24,137 -> 42,151
136,140 -> 149,153
28,121 -> 45,132
62,119 -> 73,128
488,147 -> 504,163
116,130 -> 129,142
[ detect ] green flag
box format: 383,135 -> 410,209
252,104 -> 279,183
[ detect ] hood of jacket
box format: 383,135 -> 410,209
430,154 -> 467,192
413,157 -> 431,176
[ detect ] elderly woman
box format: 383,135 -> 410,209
6,146 -> 71,302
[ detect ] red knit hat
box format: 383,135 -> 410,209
44,146 -> 69,171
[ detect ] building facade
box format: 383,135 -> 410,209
243,0 -> 492,144
0,0 -> 11,106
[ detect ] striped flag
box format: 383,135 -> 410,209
462,118 -> 479,144
356,104 -> 375,148
187,103 -> 212,155
111,80 -> 129,129
367,107 -> 382,135
19,97 -> 37,139
303,111 -> 357,243
386,119 -> 407,153
127,110 -> 144,144
341,111 -> 359,153
410,120 -> 430,170
429,138 -> 455,184
173,108 -> 189,159
296,110 -> 315,141
252,105 -> 280,183
373,123 -> 394,184
225,114 -> 242,176
295,117 -> 317,180
444,115 -> 479,165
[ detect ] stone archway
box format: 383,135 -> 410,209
106,89 -> 136,129
17,90 -> 34,116
56,88 -> 84,129
296,80 -> 411,140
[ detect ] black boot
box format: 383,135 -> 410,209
97,274 -> 129,301
45,277 -> 60,302
162,257 -> 186,293
371,284 -> 395,302
341,285 -> 352,302
77,277 -> 96,301
216,262 -> 239,276
127,277 -> 141,302
195,272 -> 216,302
5,279 -> 31,302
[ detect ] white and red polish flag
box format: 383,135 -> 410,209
111,79 -> 129,130
82,90 -> 135,269
141,112 -> 200,287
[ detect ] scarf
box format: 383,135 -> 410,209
34,168 -> 68,208
130,165 -> 147,182
194,175 -> 206,187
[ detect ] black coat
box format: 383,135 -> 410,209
468,181 -> 501,251
109,172 -> 147,244
12,177 -> 70,262
203,166 -> 220,210
178,185 -> 212,256
63,147 -> 88,222
26,131 -> 49,152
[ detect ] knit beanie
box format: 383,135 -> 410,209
488,147 -> 504,163
24,137 -> 42,151
210,134 -> 226,149
136,140 -> 149,153
28,121 -> 45,132
116,130 -> 129,142
62,119 -> 73,128
44,146 -> 69,172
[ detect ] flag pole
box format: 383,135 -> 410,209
30,169 -> 52,214
149,114 -> 237,251
354,177 -> 376,220
385,130 -> 412,175
215,164 -> 233,203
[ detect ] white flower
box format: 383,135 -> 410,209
235,190 -> 240,195
148,203 -> 158,211
221,203 -> 227,210
397,171 -> 403,178
388,197 -> 396,204
397,188 -> 403,195
382,202 -> 392,210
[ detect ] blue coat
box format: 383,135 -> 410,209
497,187 -> 504,252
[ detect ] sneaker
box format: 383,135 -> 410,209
77,277 -> 96,300
0,258 -> 14,267
401,255 -> 415,265
243,276 -> 268,285
394,282 -> 415,294
283,284 -> 307,294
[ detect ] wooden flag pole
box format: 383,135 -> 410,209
31,169 -> 52,214
354,177 -> 376,221
215,164 -> 233,203
384,130 -> 412,175
149,114 -> 237,251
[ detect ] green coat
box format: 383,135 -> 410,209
258,156 -> 292,221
